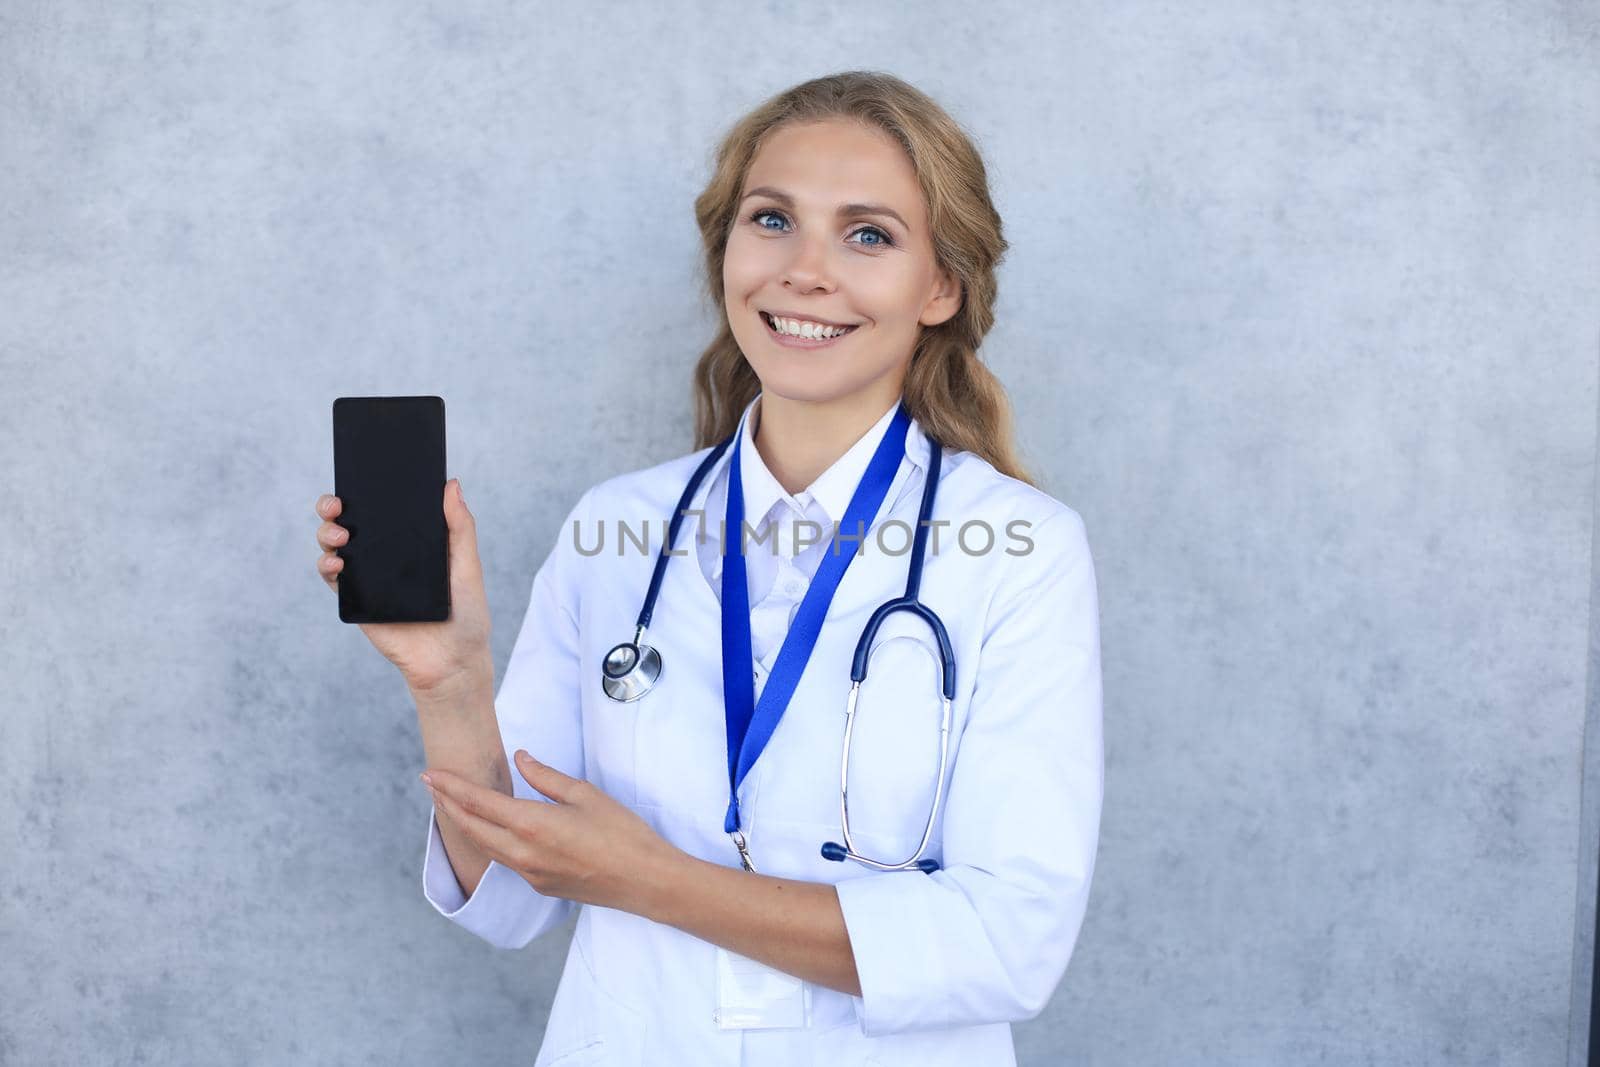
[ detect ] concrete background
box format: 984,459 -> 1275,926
2,2 -> 1596,1064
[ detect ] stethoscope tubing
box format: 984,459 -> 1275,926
604,411 -> 954,874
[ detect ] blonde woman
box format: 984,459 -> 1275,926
314,70 -> 1103,1066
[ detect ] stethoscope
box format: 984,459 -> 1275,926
601,423 -> 955,874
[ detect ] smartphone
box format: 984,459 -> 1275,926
331,396 -> 450,623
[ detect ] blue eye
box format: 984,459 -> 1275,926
747,209 -> 895,249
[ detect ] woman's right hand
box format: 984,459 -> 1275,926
314,479 -> 492,694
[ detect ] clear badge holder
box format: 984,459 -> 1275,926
715,947 -> 808,1030
713,822 -> 808,1030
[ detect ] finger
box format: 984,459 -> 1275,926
423,770 -> 547,855
514,750 -> 589,805
316,520 -> 348,552
315,496 -> 347,591
427,785 -> 528,870
443,479 -> 484,574
317,551 -> 343,590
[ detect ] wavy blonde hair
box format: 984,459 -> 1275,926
689,71 -> 1035,486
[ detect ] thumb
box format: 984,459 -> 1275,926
514,749 -> 586,804
444,478 -> 481,562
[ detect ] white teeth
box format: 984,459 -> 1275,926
766,314 -> 852,339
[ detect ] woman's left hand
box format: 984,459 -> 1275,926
421,751 -> 686,917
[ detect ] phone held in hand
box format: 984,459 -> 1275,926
331,396 -> 450,624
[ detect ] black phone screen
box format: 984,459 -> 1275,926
331,396 -> 450,623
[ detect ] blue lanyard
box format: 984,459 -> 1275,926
720,402 -> 913,835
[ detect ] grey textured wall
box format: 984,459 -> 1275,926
3,3 -> 1596,1064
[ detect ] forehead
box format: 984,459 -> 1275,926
741,120 -> 925,223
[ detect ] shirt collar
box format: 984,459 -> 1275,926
732,392 -> 925,525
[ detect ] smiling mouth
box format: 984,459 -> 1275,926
759,311 -> 861,340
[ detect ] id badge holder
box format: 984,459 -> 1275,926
714,947 -> 809,1030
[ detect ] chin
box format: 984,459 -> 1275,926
763,372 -> 900,413
749,368 -> 848,405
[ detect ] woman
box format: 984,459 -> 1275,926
313,71 -> 1103,1067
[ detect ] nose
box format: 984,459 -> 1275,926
782,232 -> 837,293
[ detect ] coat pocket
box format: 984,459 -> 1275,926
535,925 -> 646,1066
542,1037 -> 605,1067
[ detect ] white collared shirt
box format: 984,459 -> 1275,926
420,393 -> 1104,1067
698,394 -> 917,694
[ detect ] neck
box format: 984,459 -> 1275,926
752,385 -> 903,496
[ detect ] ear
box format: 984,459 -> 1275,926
919,265 -> 963,328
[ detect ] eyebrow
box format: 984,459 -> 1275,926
739,186 -> 911,232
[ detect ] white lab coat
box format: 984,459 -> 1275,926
421,396 -> 1104,1066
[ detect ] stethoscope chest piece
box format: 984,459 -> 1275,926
602,628 -> 661,702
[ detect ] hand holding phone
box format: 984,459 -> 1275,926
317,397 -> 492,693
315,482 -> 491,693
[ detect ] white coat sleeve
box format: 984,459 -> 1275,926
420,487 -> 594,949
833,506 -> 1104,1036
